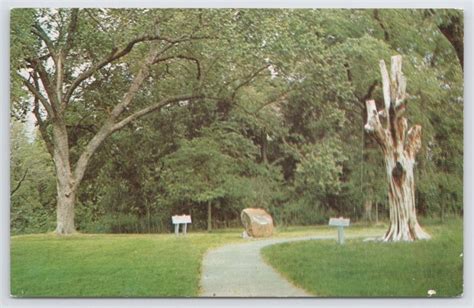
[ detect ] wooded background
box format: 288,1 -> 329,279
10,9 -> 463,234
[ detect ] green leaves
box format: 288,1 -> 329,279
10,9 -> 463,232
294,138 -> 347,199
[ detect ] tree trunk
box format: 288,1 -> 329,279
364,55 -> 430,242
382,151 -> 430,241
52,122 -> 77,235
441,201 -> 445,223
364,199 -> 373,223
207,201 -> 212,232
375,202 -> 379,224
56,183 -> 76,235
260,129 -> 268,164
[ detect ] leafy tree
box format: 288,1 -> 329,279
10,120 -> 56,234
10,9 -> 463,234
11,9 -> 275,234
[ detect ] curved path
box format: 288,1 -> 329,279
200,234 -> 335,297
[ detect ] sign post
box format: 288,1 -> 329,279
172,215 -> 192,236
328,217 -> 350,245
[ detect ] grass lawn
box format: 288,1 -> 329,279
262,219 -> 463,297
11,225 -> 384,297
11,232 -> 242,297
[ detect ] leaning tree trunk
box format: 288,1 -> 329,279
364,55 -> 430,242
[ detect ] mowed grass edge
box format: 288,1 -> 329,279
261,219 -> 463,297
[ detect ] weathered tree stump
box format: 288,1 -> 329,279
364,55 -> 430,242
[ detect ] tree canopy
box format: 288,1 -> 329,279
10,9 -> 463,234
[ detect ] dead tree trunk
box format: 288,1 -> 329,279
364,55 -> 430,242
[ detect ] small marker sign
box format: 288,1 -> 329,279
172,215 -> 192,235
328,217 -> 350,244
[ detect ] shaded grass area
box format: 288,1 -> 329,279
262,219 -> 463,297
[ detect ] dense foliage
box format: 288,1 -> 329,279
10,9 -> 463,234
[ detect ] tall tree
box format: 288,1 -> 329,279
12,9 -> 265,234
364,55 -> 430,241
12,9 -> 210,234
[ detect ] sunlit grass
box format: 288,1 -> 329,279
11,232 -> 242,297
262,219 -> 463,297
12,225 -> 379,297
12,221 -> 458,297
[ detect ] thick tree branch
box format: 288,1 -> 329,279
344,63 -> 374,112
379,59 -> 391,120
63,35 -> 207,105
364,99 -> 387,148
64,9 -> 79,57
112,94 -> 205,132
32,24 -> 57,58
72,43 -> 163,187
30,60 -> 61,113
31,72 -> 55,157
389,55 -> 406,111
19,73 -> 55,116
373,9 -> 390,41
379,56 -> 407,144
109,45 -> 162,120
32,99 -> 54,157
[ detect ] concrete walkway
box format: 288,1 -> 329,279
200,235 -> 335,297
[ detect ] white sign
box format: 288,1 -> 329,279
172,215 -> 192,224
328,217 -> 350,227
328,217 -> 350,245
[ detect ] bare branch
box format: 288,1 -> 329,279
405,125 -> 422,158
364,99 -> 387,147
397,117 -> 408,145
379,59 -> 391,121
390,55 -> 406,111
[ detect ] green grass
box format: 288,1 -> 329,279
11,232 -> 242,297
262,219 -> 464,297
13,225 -> 378,297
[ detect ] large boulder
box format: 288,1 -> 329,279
240,208 -> 274,238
